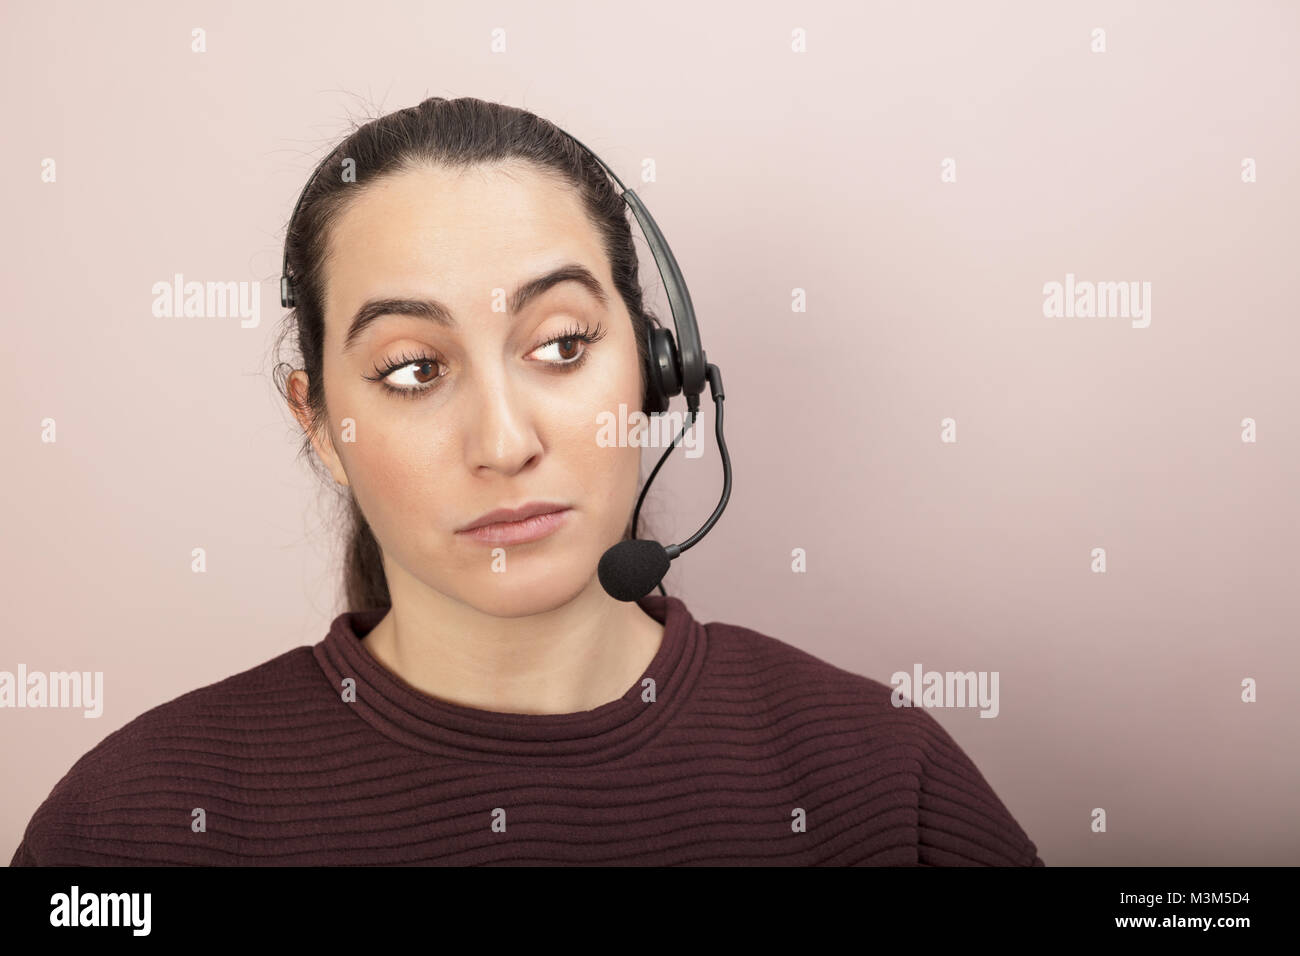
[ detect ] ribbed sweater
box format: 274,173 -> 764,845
9,594 -> 1043,866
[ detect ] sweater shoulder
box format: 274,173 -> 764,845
67,644 -> 322,758
699,615 -> 905,711
699,616 -> 957,751
698,616 -> 1044,866
9,645 -> 322,866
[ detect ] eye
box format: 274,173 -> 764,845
362,350 -> 446,399
387,358 -> 443,387
528,321 -> 608,367
530,335 -> 586,364
362,320 -> 609,401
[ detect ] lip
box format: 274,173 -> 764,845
458,501 -> 573,532
455,507 -> 572,546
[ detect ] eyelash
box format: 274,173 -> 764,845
363,321 -> 608,400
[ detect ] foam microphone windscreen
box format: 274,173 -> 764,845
598,539 -> 672,602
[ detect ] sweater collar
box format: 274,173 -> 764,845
312,593 -> 705,765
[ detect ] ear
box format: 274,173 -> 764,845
287,369 -> 350,488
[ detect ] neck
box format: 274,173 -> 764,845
361,567 -> 665,716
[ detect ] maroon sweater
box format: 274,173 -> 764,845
10,595 -> 1043,866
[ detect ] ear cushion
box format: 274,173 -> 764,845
643,324 -> 680,415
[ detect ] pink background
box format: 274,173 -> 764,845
3,0 -> 1298,865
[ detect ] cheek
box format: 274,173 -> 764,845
563,409 -> 642,506
333,401 -> 458,527
561,341 -> 645,493
323,356 -> 443,487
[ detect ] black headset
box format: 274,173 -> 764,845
279,121 -> 731,602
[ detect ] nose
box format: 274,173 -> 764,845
463,368 -> 542,476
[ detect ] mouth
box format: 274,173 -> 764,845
454,507 -> 573,546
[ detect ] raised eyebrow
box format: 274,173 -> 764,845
341,263 -> 609,353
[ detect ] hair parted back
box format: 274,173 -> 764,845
272,96 -> 665,614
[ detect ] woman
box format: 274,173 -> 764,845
10,96 -> 1043,866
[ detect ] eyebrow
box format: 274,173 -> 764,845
341,262 -> 610,352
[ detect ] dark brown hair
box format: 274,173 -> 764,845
273,96 -> 664,613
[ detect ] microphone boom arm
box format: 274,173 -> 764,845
631,363 -> 730,564
667,364 -> 729,559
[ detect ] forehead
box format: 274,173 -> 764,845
322,161 -> 607,317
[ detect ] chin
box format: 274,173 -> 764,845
453,557 -> 598,619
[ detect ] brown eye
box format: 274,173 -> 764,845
530,335 -> 589,365
366,353 -> 447,396
409,360 -> 439,384
526,321 -> 607,369
385,358 -> 444,389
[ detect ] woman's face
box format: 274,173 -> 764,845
293,161 -> 646,616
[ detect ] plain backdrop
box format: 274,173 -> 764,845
2,0 -> 1298,866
